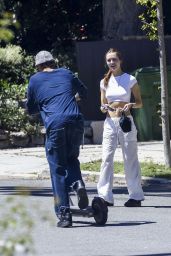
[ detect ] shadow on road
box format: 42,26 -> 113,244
132,253 -> 171,256
0,185 -> 53,197
0,182 -> 171,198
70,220 -> 156,228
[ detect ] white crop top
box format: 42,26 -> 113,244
100,73 -> 137,103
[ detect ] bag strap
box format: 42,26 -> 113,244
121,111 -> 125,117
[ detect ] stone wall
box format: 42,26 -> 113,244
0,129 -> 46,149
0,121 -> 104,149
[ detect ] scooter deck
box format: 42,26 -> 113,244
70,206 -> 94,218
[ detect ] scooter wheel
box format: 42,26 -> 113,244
92,197 -> 108,225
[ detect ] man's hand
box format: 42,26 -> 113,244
75,93 -> 81,101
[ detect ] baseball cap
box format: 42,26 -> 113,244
35,50 -> 54,66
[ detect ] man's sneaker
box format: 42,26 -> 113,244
57,209 -> 72,228
72,180 -> 89,209
124,199 -> 141,207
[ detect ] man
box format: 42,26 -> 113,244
26,50 -> 88,228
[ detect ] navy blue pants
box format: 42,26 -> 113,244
45,118 -> 84,217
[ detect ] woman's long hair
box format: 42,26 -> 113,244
103,48 -> 122,87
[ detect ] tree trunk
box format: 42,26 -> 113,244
102,0 -> 144,40
157,0 -> 171,167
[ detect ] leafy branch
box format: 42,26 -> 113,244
0,12 -> 19,42
136,0 -> 158,40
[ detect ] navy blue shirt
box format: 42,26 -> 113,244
26,68 -> 87,130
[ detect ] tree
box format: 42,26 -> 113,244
0,0 -> 19,43
102,0 -> 145,39
3,0 -> 102,53
1,0 -> 102,71
136,0 -> 171,167
157,0 -> 171,167
103,0 -> 171,40
0,12 -> 15,42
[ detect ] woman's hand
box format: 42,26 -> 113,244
122,103 -> 135,112
100,104 -> 108,113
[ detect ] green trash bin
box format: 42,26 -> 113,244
132,66 -> 171,141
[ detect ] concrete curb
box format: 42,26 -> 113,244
81,171 -> 171,185
0,142 -> 170,185
1,169 -> 170,185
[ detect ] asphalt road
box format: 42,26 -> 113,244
0,179 -> 171,256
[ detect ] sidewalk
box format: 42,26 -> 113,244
0,141 -> 170,184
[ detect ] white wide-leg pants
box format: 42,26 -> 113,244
97,116 -> 144,204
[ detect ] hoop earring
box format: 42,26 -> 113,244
104,63 -> 108,69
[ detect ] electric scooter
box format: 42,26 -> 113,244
69,194 -> 108,225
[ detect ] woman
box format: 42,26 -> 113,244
97,48 -> 144,207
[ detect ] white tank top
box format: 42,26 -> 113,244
100,73 -> 137,103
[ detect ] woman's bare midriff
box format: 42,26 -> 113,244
107,102 -> 131,117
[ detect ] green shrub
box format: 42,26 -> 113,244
0,44 -> 78,134
0,80 -> 42,133
0,44 -> 34,84
0,44 -> 42,133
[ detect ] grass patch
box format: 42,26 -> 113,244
81,160 -> 171,180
